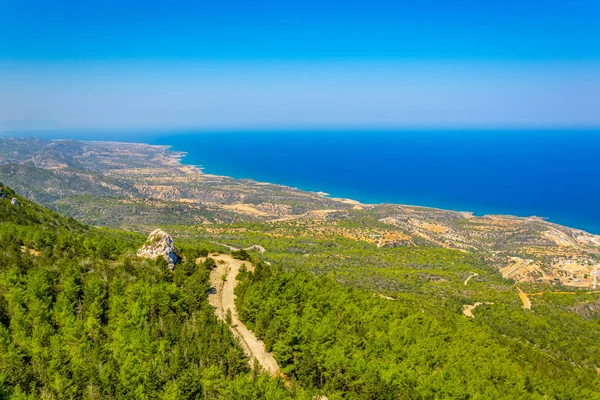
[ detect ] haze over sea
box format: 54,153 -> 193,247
34,129 -> 600,234
3,2 -> 600,232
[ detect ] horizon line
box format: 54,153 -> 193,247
2,125 -> 600,136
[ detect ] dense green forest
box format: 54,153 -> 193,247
236,263 -> 600,398
189,220 -> 600,382
3,182 -> 600,399
0,185 -> 297,399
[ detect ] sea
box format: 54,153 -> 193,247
14,129 -> 600,234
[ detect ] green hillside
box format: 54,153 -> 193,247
2,183 -> 600,399
236,263 -> 600,398
0,184 -> 294,399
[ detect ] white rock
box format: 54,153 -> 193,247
137,229 -> 181,269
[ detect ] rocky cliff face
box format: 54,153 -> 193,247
137,229 -> 181,269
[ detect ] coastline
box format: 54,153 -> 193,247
153,138 -> 600,288
3,135 -> 600,287
146,130 -> 600,235
6,130 -> 600,234
7,135 -> 597,235
154,140 -> 600,235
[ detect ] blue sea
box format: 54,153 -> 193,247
18,129 -> 600,234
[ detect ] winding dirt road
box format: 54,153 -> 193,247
203,254 -> 280,376
464,272 -> 479,286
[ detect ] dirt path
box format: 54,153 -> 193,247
502,258 -> 530,278
464,272 -> 479,286
516,286 -> 532,310
203,254 -> 280,376
462,302 -> 494,318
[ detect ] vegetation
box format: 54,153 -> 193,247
4,136 -> 599,292
236,263 -> 600,398
0,185 -> 299,399
4,153 -> 600,399
232,249 -> 252,261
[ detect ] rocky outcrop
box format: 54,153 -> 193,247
137,229 -> 181,269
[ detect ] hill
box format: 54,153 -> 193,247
2,185 -> 600,398
2,184 -> 600,397
0,184 -> 295,398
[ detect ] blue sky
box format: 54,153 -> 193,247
1,0 -> 599,131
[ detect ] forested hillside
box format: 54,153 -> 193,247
236,262 -> 600,398
0,184 -> 295,399
3,182 -> 600,399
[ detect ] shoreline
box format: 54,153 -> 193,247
57,138 -> 600,236
7,133 -> 598,233
5,135 -> 600,288
150,140 -> 599,235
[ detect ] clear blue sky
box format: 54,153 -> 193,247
1,0 -> 599,131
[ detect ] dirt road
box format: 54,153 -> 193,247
516,286 -> 532,310
462,302 -> 494,318
204,254 -> 280,376
464,272 -> 479,286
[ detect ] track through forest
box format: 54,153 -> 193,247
516,286 -> 532,310
464,272 -> 479,285
205,254 -> 281,376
